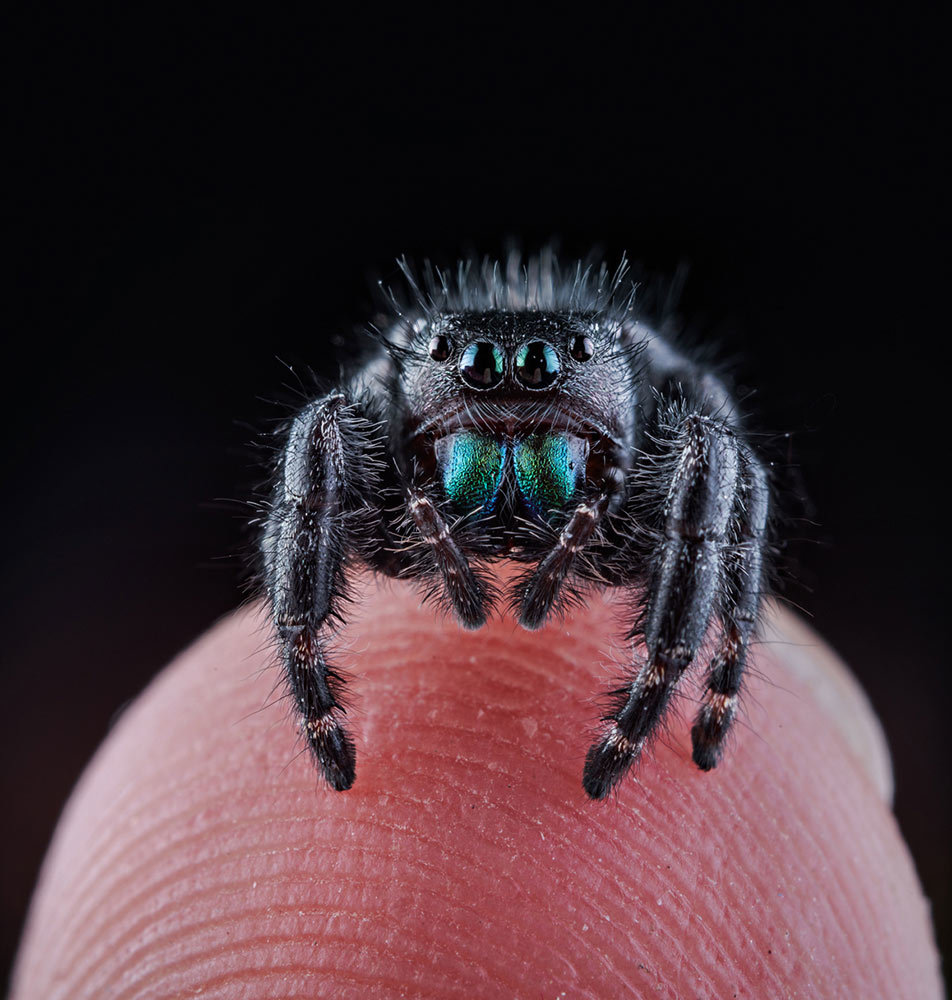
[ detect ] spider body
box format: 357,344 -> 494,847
261,255 -> 770,799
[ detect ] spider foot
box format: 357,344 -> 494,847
304,712 -> 356,791
690,691 -> 737,771
582,724 -> 643,800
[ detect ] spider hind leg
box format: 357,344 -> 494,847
583,411 -> 758,799
691,447 -> 769,770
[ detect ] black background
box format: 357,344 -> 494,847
2,6 -> 948,988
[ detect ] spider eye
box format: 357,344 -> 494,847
515,341 -> 560,388
569,335 -> 595,362
459,342 -> 504,389
428,334 -> 452,361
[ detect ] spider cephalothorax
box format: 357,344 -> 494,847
260,254 -> 770,798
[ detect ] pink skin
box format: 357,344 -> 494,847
12,575 -> 942,999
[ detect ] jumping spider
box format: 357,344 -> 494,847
261,254 -> 770,799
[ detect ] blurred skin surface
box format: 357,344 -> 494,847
12,575 -> 942,999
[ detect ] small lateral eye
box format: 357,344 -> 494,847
516,341 -> 560,388
569,334 -> 595,362
459,341 -> 505,388
428,334 -> 452,361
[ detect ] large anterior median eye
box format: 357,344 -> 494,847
459,342 -> 504,388
515,341 -> 560,388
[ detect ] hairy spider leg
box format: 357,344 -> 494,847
691,445 -> 769,769
263,393 -> 379,790
405,487 -> 490,629
515,491 -> 615,630
583,412 -> 743,799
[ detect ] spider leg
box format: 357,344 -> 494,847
263,392 -> 381,790
691,445 -> 769,769
405,486 -> 490,629
583,412 -> 742,799
515,491 -> 615,629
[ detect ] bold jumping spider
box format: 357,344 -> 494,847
261,254 -> 770,799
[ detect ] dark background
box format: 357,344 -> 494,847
2,6 -> 947,989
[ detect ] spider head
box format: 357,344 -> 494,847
404,311 -> 623,425
422,312 -> 598,389
397,311 -> 633,521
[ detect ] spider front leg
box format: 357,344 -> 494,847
404,485 -> 491,629
583,411 -> 756,799
262,392 -> 382,790
515,487 -> 618,630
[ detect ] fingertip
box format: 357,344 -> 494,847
761,608 -> 895,803
13,579 -> 943,999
